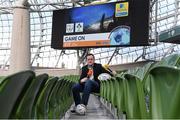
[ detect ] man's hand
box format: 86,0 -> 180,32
87,69 -> 93,76
80,77 -> 88,83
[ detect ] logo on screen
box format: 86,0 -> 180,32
109,25 -> 130,45
115,2 -> 128,17
75,22 -> 83,32
66,23 -> 74,33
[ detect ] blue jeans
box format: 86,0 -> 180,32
72,79 -> 100,106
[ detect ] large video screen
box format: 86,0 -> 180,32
51,0 -> 150,49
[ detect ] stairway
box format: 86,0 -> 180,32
67,94 -> 114,119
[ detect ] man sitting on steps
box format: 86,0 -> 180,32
71,53 -> 113,115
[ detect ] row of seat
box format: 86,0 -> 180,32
63,75 -> 79,83
0,71 -> 77,119
1,54 -> 179,119
100,54 -> 180,119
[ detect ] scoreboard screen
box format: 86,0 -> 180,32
51,0 -> 150,49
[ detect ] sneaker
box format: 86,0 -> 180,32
75,104 -> 86,115
70,106 -> 76,113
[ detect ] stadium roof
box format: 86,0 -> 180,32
0,0 -> 180,69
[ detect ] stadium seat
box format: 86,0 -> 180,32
0,76 -> 5,84
58,80 -> 73,117
106,79 -> 112,102
109,78 -> 116,106
0,70 -> 35,119
48,79 -> 64,118
136,62 -> 155,95
54,79 -> 66,117
104,80 -> 110,101
123,74 -> 148,119
126,67 -> 139,76
35,77 -> 58,119
62,80 -> 74,115
15,73 -> 49,118
55,79 -> 73,118
149,66 -> 180,119
100,80 -> 105,98
136,62 -> 154,80
113,76 -> 125,114
155,54 -> 180,67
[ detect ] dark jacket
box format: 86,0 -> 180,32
79,63 -> 112,85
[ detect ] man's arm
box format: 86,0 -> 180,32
79,67 -> 88,83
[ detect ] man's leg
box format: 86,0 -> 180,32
72,83 -> 84,106
81,80 -> 100,106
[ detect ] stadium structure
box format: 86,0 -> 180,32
0,0 -> 180,119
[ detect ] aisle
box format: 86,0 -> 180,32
68,94 -> 114,119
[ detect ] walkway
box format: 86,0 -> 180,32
67,94 -> 114,119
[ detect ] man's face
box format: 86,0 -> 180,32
87,55 -> 95,65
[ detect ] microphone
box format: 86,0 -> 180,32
87,65 -> 93,78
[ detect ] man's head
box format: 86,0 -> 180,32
86,53 -> 95,65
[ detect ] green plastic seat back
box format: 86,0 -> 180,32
56,79 -> 67,103
126,67 -> 139,76
0,70 -> 35,118
114,76 -> 125,113
109,78 -> 116,106
51,79 -> 66,118
105,80 -> 110,101
35,77 -> 58,119
15,73 -> 48,119
136,62 -> 154,80
48,79 -> 64,119
0,76 -> 5,84
100,80 -> 104,98
55,79 -> 70,117
149,66 -> 180,119
102,80 -> 107,99
123,74 -> 148,119
106,80 -> 112,102
139,62 -> 155,95
155,54 -> 180,67
58,79 -> 74,115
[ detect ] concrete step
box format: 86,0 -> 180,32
66,94 -> 114,119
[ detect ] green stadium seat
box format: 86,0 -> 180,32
55,79 -> 72,118
59,80 -> 74,116
115,69 -> 127,75
126,67 -> 139,76
100,80 -> 105,98
136,62 -> 154,80
123,74 -> 148,119
0,70 -> 35,119
100,79 -> 106,96
15,73 -> 49,119
136,62 -> 155,95
108,77 -> 119,108
106,80 -> 111,102
149,66 -> 180,119
48,79 -> 64,119
0,76 -> 5,84
35,77 -> 58,119
101,80 -> 107,99
103,79 -> 110,101
112,76 -> 125,114
111,77 -> 124,112
155,54 -> 180,67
